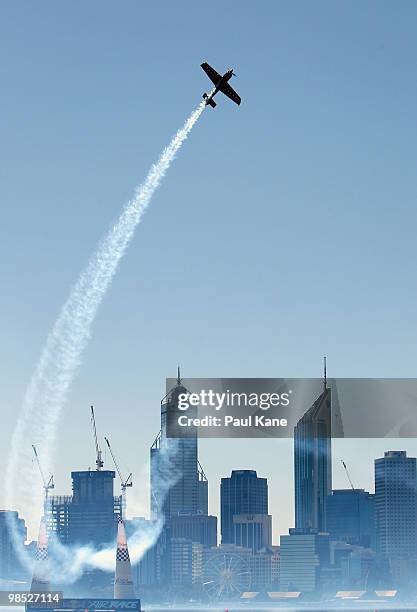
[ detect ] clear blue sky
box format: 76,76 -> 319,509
2,1 -> 417,540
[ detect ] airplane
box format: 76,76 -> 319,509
201,62 -> 241,108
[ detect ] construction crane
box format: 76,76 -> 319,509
32,444 -> 54,514
104,436 -> 132,520
91,405 -> 104,470
341,459 -> 355,491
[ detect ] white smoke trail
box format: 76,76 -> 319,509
44,437 -> 180,584
47,520 -> 162,580
5,100 -> 206,575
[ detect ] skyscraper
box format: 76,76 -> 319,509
233,514 -> 272,553
280,528 -> 330,591
49,470 -> 121,545
327,489 -> 376,549
374,450 -> 417,558
294,372 -> 332,532
220,470 -> 269,545
150,371 -> 208,521
149,370 -> 210,588
0,511 -> 27,580
168,539 -> 203,587
167,514 -> 217,547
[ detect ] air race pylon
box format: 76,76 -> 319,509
31,517 -> 50,592
114,520 -> 135,599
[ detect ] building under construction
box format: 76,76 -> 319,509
49,471 -> 122,546
47,407 -> 123,546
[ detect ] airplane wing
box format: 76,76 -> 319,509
219,81 -> 241,106
201,62 -> 222,85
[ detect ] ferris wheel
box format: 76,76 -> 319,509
202,552 -> 252,599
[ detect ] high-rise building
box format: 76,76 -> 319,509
127,517 -> 159,588
150,371 -> 208,521
233,514 -> 272,553
131,522 -> 168,589
168,514 -> 217,548
374,450 -> 417,558
329,541 -> 377,589
220,470 -> 268,545
250,545 -> 280,590
0,511 -> 27,580
49,470 -> 121,545
169,538 -> 203,587
294,376 -> 332,532
280,528 -> 330,592
68,470 -> 118,545
327,489 -> 376,549
149,371 -> 209,589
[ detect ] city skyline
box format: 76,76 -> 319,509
4,386 -> 417,544
5,374 -> 417,548
3,422 -> 417,596
3,371 -> 417,598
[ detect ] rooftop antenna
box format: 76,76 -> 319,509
91,405 -> 103,470
323,355 -> 327,390
104,437 -> 132,520
32,445 -> 54,514
176,364 -> 181,386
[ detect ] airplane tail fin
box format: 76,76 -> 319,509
203,93 -> 216,108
